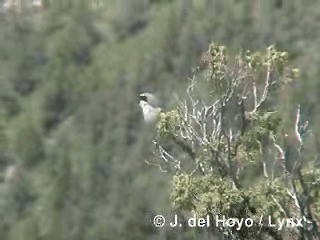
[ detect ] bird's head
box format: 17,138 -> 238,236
138,92 -> 162,123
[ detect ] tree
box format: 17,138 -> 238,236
154,43 -> 320,239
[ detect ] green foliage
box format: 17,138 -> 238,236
157,109 -> 181,136
172,173 -> 244,217
238,111 -> 282,163
157,43 -> 320,239
205,43 -> 227,85
11,120 -> 44,167
0,111 -> 7,149
171,172 -> 295,221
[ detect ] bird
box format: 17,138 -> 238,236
138,93 -> 162,123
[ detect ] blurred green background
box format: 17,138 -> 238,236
1,0 -> 320,239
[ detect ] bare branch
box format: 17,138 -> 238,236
295,105 -> 303,146
250,59 -> 272,114
144,160 -> 168,173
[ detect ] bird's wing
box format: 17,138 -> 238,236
146,94 -> 161,109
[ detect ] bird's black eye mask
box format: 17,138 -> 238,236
139,95 -> 148,102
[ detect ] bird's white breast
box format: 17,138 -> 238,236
139,101 -> 161,122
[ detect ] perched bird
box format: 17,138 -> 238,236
138,93 -> 162,123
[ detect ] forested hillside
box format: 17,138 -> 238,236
1,1 -> 320,239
